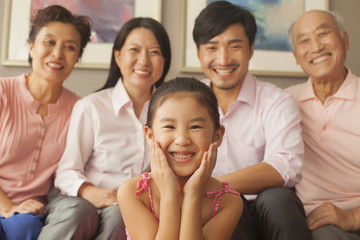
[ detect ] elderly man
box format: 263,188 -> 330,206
286,10 -> 360,240
193,1 -> 310,239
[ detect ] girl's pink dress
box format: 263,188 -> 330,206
126,173 -> 240,239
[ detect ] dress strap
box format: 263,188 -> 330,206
134,173 -> 159,220
206,182 -> 240,217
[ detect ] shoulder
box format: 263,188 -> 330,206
206,178 -> 242,203
206,178 -> 243,217
118,176 -> 141,196
255,79 -> 293,102
72,88 -> 113,114
118,175 -> 153,208
117,176 -> 143,202
0,75 -> 23,92
253,80 -> 299,115
61,87 -> 81,103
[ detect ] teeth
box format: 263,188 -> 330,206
215,69 -> 233,75
134,70 -> 150,75
172,153 -> 193,159
312,55 -> 329,64
48,63 -> 63,69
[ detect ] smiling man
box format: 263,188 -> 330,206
192,1 -> 310,240
286,10 -> 360,240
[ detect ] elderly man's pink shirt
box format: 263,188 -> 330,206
0,74 -> 79,205
286,69 -> 360,215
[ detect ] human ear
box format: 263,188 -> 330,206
28,41 -> 35,59
114,50 -> 121,68
144,126 -> 154,144
213,125 -> 225,146
249,43 -> 255,59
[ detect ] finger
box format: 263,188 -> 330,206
155,141 -> 168,169
150,140 -> 158,170
207,143 -> 218,170
307,210 -> 330,230
308,215 -> 331,230
196,151 -> 208,176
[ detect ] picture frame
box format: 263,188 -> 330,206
181,0 -> 329,76
1,0 -> 162,69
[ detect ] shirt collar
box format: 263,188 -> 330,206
112,78 -> 132,116
236,72 -> 256,107
203,72 -> 256,107
111,78 -> 155,117
299,67 -> 357,102
18,74 -> 73,113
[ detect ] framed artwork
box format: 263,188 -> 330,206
181,0 -> 329,76
1,0 -> 162,69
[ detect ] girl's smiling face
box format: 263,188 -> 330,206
145,94 -> 223,177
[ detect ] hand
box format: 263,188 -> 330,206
184,142 -> 219,195
78,183 -> 117,209
307,202 -> 357,231
1,199 -> 46,218
149,140 -> 180,196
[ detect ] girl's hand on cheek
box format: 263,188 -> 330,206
149,140 -> 180,196
184,142 -> 219,195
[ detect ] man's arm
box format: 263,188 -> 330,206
217,162 -> 284,194
218,90 -> 303,194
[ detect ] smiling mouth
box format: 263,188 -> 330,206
214,68 -> 235,76
311,54 -> 330,64
134,70 -> 151,75
170,152 -> 195,162
47,62 -> 63,70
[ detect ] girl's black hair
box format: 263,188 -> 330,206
146,77 -> 220,129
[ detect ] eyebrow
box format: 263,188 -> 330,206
296,23 -> 331,39
206,39 -> 244,44
159,117 -> 207,123
44,34 -> 80,45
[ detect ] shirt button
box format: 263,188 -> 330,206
36,146 -> 41,151
39,135 -> 44,139
33,158 -> 38,163
30,169 -> 35,175
40,123 -> 45,128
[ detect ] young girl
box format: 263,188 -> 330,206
118,77 -> 243,240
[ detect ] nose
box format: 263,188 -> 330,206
52,45 -> 63,59
174,130 -> 192,146
310,37 -> 323,53
138,50 -> 150,65
216,47 -> 230,65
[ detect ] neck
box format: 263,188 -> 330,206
212,83 -> 241,115
27,74 -> 63,104
126,85 -> 152,118
312,68 -> 348,104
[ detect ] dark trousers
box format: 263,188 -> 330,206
232,187 -> 312,240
